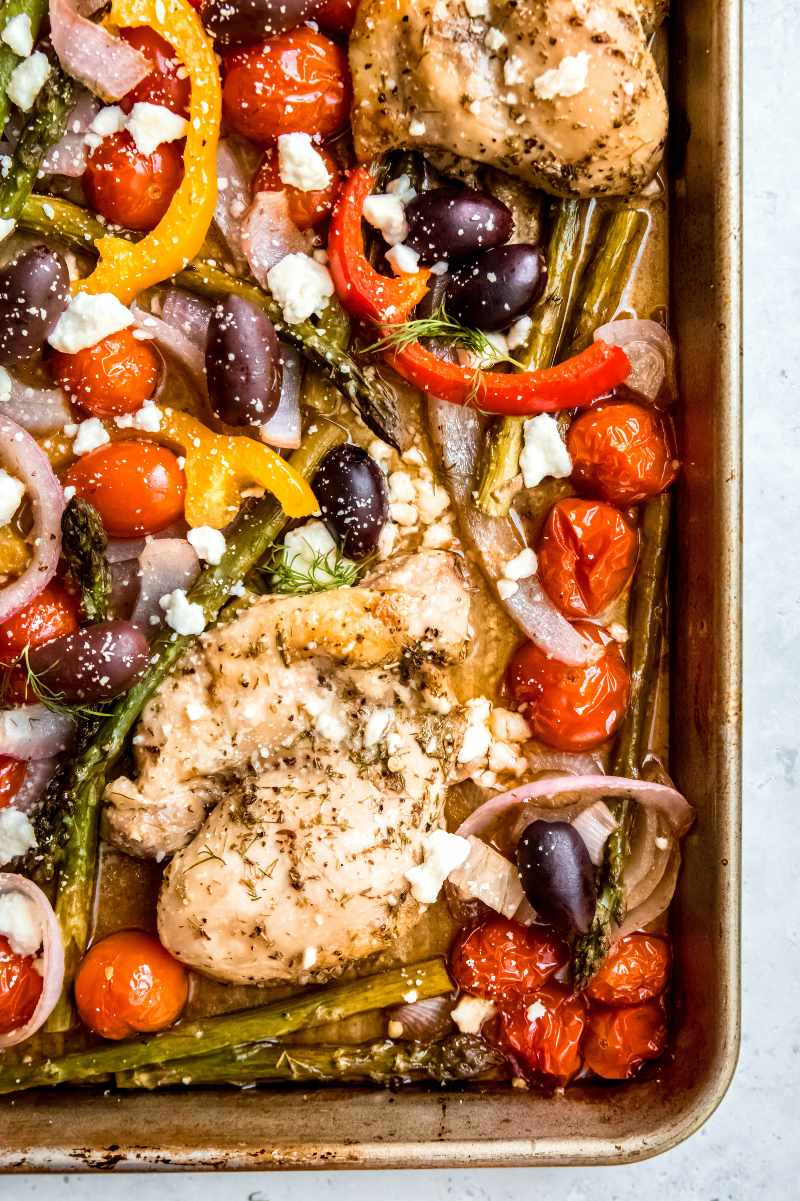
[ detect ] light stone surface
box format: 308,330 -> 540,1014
5,0 -> 797,1195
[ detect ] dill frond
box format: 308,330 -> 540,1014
269,542 -> 361,596
18,647 -> 109,721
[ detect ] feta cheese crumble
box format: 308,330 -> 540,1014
277,132 -> 330,192
526,999 -> 548,1022
507,314 -> 533,350
0,891 -> 41,957
0,808 -> 36,866
405,829 -> 471,905
451,994 -> 497,1034
1,13 -> 33,57
84,105 -> 127,151
6,50 -> 49,113
484,26 -> 507,52
363,193 -> 408,245
126,102 -> 188,157
386,173 -> 417,205
504,55 -> 525,86
72,417 -> 110,456
266,253 -> 334,325
385,242 -> 420,275
504,547 -> 538,581
114,401 -> 163,433
458,697 -> 493,764
277,520 -> 356,590
301,945 -> 318,970
533,51 -> 591,101
187,526 -> 226,566
408,119 -> 427,137
159,588 -> 206,635
0,217 -> 14,242
48,292 -> 134,354
464,0 -> 490,16
520,413 -> 572,488
0,468 -> 25,526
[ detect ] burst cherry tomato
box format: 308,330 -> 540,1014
0,580 -> 80,667
499,982 -> 587,1085
0,757 -> 26,809
222,28 -> 350,144
0,935 -> 42,1036
74,929 -> 189,1040
252,143 -> 341,230
64,442 -> 186,538
567,401 -> 679,505
314,0 -> 360,35
84,132 -> 184,231
586,934 -> 670,1005
537,498 -> 638,620
50,329 -> 161,418
583,1000 -> 668,1079
119,27 -> 191,116
450,918 -> 567,1004
508,623 -> 630,752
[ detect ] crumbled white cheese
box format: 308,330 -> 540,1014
451,994 -> 497,1034
507,314 -> 533,350
388,470 -> 416,504
386,173 -> 417,206
363,193 -> 408,245
0,808 -> 36,866
457,330 -> 508,369
114,401 -> 163,433
266,253 -> 334,325
84,105 -> 127,151
385,242 -> 420,275
488,739 -> 526,775
72,417 -> 110,456
408,119 -> 427,137
0,366 -> 11,403
0,468 -> 25,526
489,707 -> 531,743
302,692 -> 348,742
389,500 -> 418,527
277,132 -> 330,192
405,829 -> 471,905
496,578 -> 519,600
504,55 -> 525,86
377,519 -> 398,560
0,891 -> 41,957
415,478 -> 449,524
520,413 -> 572,488
279,519 -> 352,588
126,102 -> 188,157
464,0 -> 490,16
6,50 -> 50,113
0,217 -> 14,242
185,701 -> 206,722
430,259 -> 449,276
458,701 -> 493,763
159,588 -> 206,636
1,13 -> 33,57
422,520 -> 453,550
504,547 -> 538,581
484,26 -> 507,52
48,291 -> 134,354
655,835 -> 669,851
533,51 -> 591,101
526,999 -> 548,1023
301,945 -> 318,970
187,525 -> 226,566
363,707 -> 395,748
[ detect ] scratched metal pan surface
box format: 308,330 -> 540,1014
0,0 -> 742,1171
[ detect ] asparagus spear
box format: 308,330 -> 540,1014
60,498 -> 111,624
115,1034 -> 504,1089
562,206 -> 648,356
0,0 -> 48,134
0,57 -> 76,221
0,959 -> 453,1093
571,492 -> 671,988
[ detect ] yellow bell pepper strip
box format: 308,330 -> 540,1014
76,0 -> 220,304
0,527 -> 29,577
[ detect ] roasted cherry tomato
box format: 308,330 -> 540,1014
84,132 -> 184,232
499,982 -> 587,1085
50,329 -> 161,418
586,934 -> 670,1006
314,0 -> 360,35
0,935 -> 42,1036
450,918 -> 567,1004
64,441 -> 186,538
222,28 -> 350,144
583,1000 -> 668,1079
0,580 -> 80,667
508,623 -> 630,752
567,401 -> 679,505
0,756 -> 26,809
537,498 -> 638,620
74,929 -> 189,1041
119,27 -> 191,117
252,143 -> 341,230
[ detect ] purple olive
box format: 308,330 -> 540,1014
27,620 -> 149,704
404,187 -> 514,265
312,444 -> 388,560
446,243 -> 547,332
0,246 -> 69,365
206,295 -> 282,428
202,0 -> 317,45
516,820 -> 596,934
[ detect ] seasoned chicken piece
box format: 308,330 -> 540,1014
103,551 -> 472,984
349,0 -> 668,197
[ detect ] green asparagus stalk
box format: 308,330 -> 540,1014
571,492 -> 671,988
60,498 -> 111,624
0,58 -> 75,221
0,0 -> 48,134
115,1033 -> 503,1089
0,959 -> 453,1093
562,207 -> 648,356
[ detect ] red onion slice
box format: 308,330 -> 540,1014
571,801 -> 617,866
240,191 -> 312,288
447,834 -> 525,918
11,757 -> 59,813
0,415 -> 65,625
132,304 -> 205,389
0,874 -> 65,1048
260,345 -> 302,449
214,140 -> 252,269
50,0 -> 151,102
385,995 -> 454,1042
42,92 -> 100,177
0,706 -> 75,760
130,538 -> 200,631
0,376 -> 72,434
160,290 -> 213,348
613,845 -> 680,941
593,319 -> 676,402
105,519 -> 190,564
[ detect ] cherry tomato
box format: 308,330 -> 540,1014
222,28 -> 350,144
0,580 -> 80,667
0,935 -> 42,1036
63,442 -> 186,538
586,934 -> 670,1006
567,401 -> 679,506
508,623 -> 630,752
537,498 -> 638,620
84,131 -> 184,232
0,756 -> 26,809
252,143 -> 341,230
50,329 -> 161,419
450,918 -> 567,1004
119,27 -> 191,117
583,1000 -> 668,1079
499,982 -> 587,1085
75,929 -> 189,1040
314,0 -> 360,35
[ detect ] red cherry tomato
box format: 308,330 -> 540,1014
0,935 -> 42,1036
314,0 -> 360,35
119,27 -> 191,116
252,142 -> 341,230
586,934 -> 670,1005
84,131 -> 184,231
63,441 -> 186,537
567,401 -> 679,505
583,1000 -> 668,1079
50,329 -> 161,418
74,930 -> 188,1040
0,580 -> 80,667
508,623 -> 630,752
537,498 -> 638,620
450,918 -> 567,1004
0,756 -> 26,809
222,29 -> 350,144
499,982 -> 587,1085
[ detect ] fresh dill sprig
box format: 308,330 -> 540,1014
269,542 -> 361,596
367,302 -> 524,370
18,647 -> 108,721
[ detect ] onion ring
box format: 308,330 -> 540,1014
0,874 -> 65,1048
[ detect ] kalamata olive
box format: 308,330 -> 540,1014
203,0 -> 317,45
312,444 -> 388,560
0,246 -> 69,366
516,820 -> 596,934
27,620 -> 149,704
404,187 -> 513,265
205,295 -> 282,428
446,243 -> 547,332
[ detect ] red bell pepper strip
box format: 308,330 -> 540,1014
387,338 -> 631,416
328,166 -> 431,323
